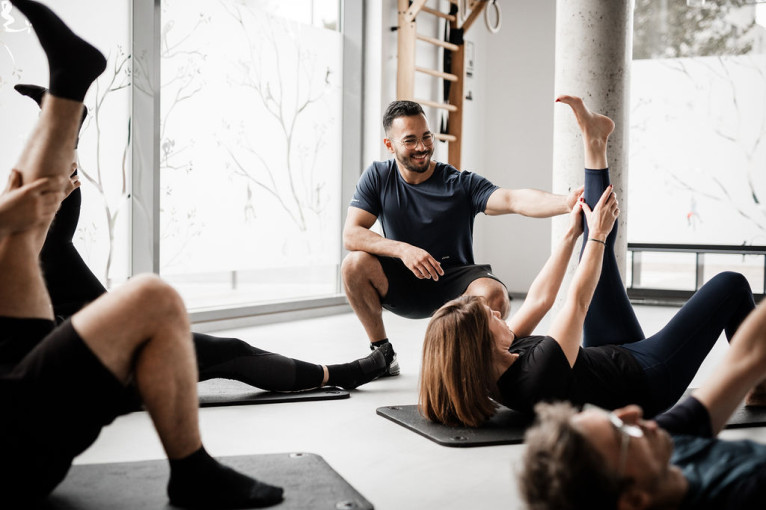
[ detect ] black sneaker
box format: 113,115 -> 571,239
371,342 -> 399,377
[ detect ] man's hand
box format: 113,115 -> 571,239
399,245 -> 444,280
566,185 -> 585,211
568,191 -> 585,238
0,170 -> 66,235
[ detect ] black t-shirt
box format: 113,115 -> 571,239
496,336 -> 646,413
350,159 -> 498,267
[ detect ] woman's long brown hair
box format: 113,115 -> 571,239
418,295 -> 498,427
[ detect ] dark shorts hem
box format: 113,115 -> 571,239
377,256 -> 506,319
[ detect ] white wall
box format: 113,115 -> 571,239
364,1 -> 557,294
473,2 -> 557,294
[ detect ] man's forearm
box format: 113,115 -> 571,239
343,226 -> 408,259
512,189 -> 569,218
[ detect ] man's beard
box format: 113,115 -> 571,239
399,147 -> 433,173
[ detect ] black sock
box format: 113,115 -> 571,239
327,343 -> 394,390
168,447 -> 283,509
11,0 -> 106,101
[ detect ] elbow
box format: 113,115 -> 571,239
342,235 -> 354,252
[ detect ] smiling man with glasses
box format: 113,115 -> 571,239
519,299 -> 766,510
342,100 -> 580,376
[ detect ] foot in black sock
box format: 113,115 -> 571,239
168,447 -> 283,509
326,342 -> 394,390
11,0 -> 106,101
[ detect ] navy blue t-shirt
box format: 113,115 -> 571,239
656,397 -> 766,510
349,159 -> 498,267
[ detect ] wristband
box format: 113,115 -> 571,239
589,238 -> 607,245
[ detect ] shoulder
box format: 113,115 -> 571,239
362,159 -> 396,177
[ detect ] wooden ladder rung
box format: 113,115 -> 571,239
421,6 -> 457,22
435,133 -> 458,143
416,98 -> 458,112
416,33 -> 459,52
416,66 -> 458,82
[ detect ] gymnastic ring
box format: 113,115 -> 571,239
485,0 -> 501,34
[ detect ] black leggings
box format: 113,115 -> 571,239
40,191 -> 324,392
581,169 -> 755,415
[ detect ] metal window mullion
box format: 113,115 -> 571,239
339,0 -> 364,295
130,0 -> 161,276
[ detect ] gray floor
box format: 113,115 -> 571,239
74,301 -> 766,510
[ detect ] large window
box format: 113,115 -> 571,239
159,0 -> 345,310
0,0 -> 359,316
630,0 -> 766,293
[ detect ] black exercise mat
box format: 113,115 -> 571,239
377,404 -> 533,447
682,388 -> 766,429
46,452 -> 373,509
198,379 -> 349,407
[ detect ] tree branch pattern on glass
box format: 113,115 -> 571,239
220,0 -> 335,232
630,1 -> 766,246
159,0 -> 342,280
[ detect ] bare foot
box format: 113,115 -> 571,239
556,95 -> 615,142
745,381 -> 766,407
556,95 -> 615,168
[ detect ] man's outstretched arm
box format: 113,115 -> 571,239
484,186 -> 583,217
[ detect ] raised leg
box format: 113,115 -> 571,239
557,95 -> 644,346
0,1 -> 106,320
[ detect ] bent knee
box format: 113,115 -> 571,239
127,274 -> 186,318
466,279 -> 510,318
342,251 -> 381,280
716,271 -> 751,295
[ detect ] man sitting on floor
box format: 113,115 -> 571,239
0,1 -> 282,507
519,297 -> 766,510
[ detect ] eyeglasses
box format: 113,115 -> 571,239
389,133 -> 435,150
583,404 -> 644,475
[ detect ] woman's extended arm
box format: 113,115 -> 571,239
547,186 -> 619,366
507,193 -> 584,338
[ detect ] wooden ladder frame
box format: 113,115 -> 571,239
397,0 -> 489,169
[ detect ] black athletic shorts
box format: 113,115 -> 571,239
0,317 -> 137,502
377,256 -> 506,319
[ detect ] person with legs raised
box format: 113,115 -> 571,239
0,1 -> 283,507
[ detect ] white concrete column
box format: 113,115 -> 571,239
552,0 -> 633,302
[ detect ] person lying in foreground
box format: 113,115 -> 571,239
419,95 -> 757,427
520,296 -> 766,510
0,1 -> 282,507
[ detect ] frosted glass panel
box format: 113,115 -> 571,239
159,0 -> 342,309
631,2 -> 766,247
0,0 -> 131,288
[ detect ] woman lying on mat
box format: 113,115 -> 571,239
419,95 -> 760,427
17,83 -> 392,394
